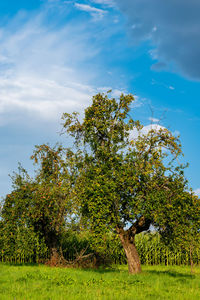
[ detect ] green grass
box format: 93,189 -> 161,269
0,264 -> 200,300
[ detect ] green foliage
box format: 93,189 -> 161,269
62,92 -> 200,268
60,229 -> 124,266
1,228 -> 200,266
135,233 -> 200,266
0,220 -> 48,263
60,231 -> 200,266
0,144 -> 76,261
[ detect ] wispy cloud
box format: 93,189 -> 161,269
75,3 -> 107,19
0,75 -> 94,123
151,79 -> 175,91
0,8 -> 102,126
0,3 -> 128,128
148,117 -> 160,123
90,0 -> 116,7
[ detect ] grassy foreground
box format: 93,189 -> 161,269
0,264 -> 200,300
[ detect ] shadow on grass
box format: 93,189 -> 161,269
1,263 -> 196,280
0,262 -> 124,274
87,268 -> 196,278
147,270 -> 195,279
80,266 -> 123,274
0,262 -> 39,267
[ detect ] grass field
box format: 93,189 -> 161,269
0,263 -> 200,300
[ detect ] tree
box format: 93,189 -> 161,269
1,144 -> 77,262
62,92 -> 200,274
0,166 -> 48,262
29,144 -> 72,256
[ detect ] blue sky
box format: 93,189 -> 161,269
1,0 -> 200,197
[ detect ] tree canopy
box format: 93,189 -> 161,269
62,92 -> 200,273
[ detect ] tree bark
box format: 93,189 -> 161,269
116,216 -> 151,274
119,231 -> 141,274
190,245 -> 194,274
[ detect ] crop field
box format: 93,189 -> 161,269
0,264 -> 200,300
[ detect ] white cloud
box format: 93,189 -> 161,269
95,88 -> 142,108
91,0 -> 115,7
130,124 -> 166,140
0,75 -> 93,123
75,3 -> 107,18
194,188 -> 200,196
96,86 -> 125,96
0,9 -> 100,126
0,6 -> 129,128
173,130 -> 180,136
148,117 -> 160,123
140,124 -> 165,135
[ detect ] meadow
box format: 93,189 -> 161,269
0,263 -> 200,300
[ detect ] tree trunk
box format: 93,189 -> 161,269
116,217 -> 151,274
189,245 -> 194,274
46,247 -> 66,266
119,231 -> 141,274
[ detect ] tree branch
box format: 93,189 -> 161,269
129,216 -> 151,236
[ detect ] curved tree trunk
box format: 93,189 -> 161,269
116,216 -> 151,274
119,231 -> 141,274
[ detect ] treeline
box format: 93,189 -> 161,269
0,93 -> 200,273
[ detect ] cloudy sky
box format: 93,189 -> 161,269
1,0 -> 200,197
